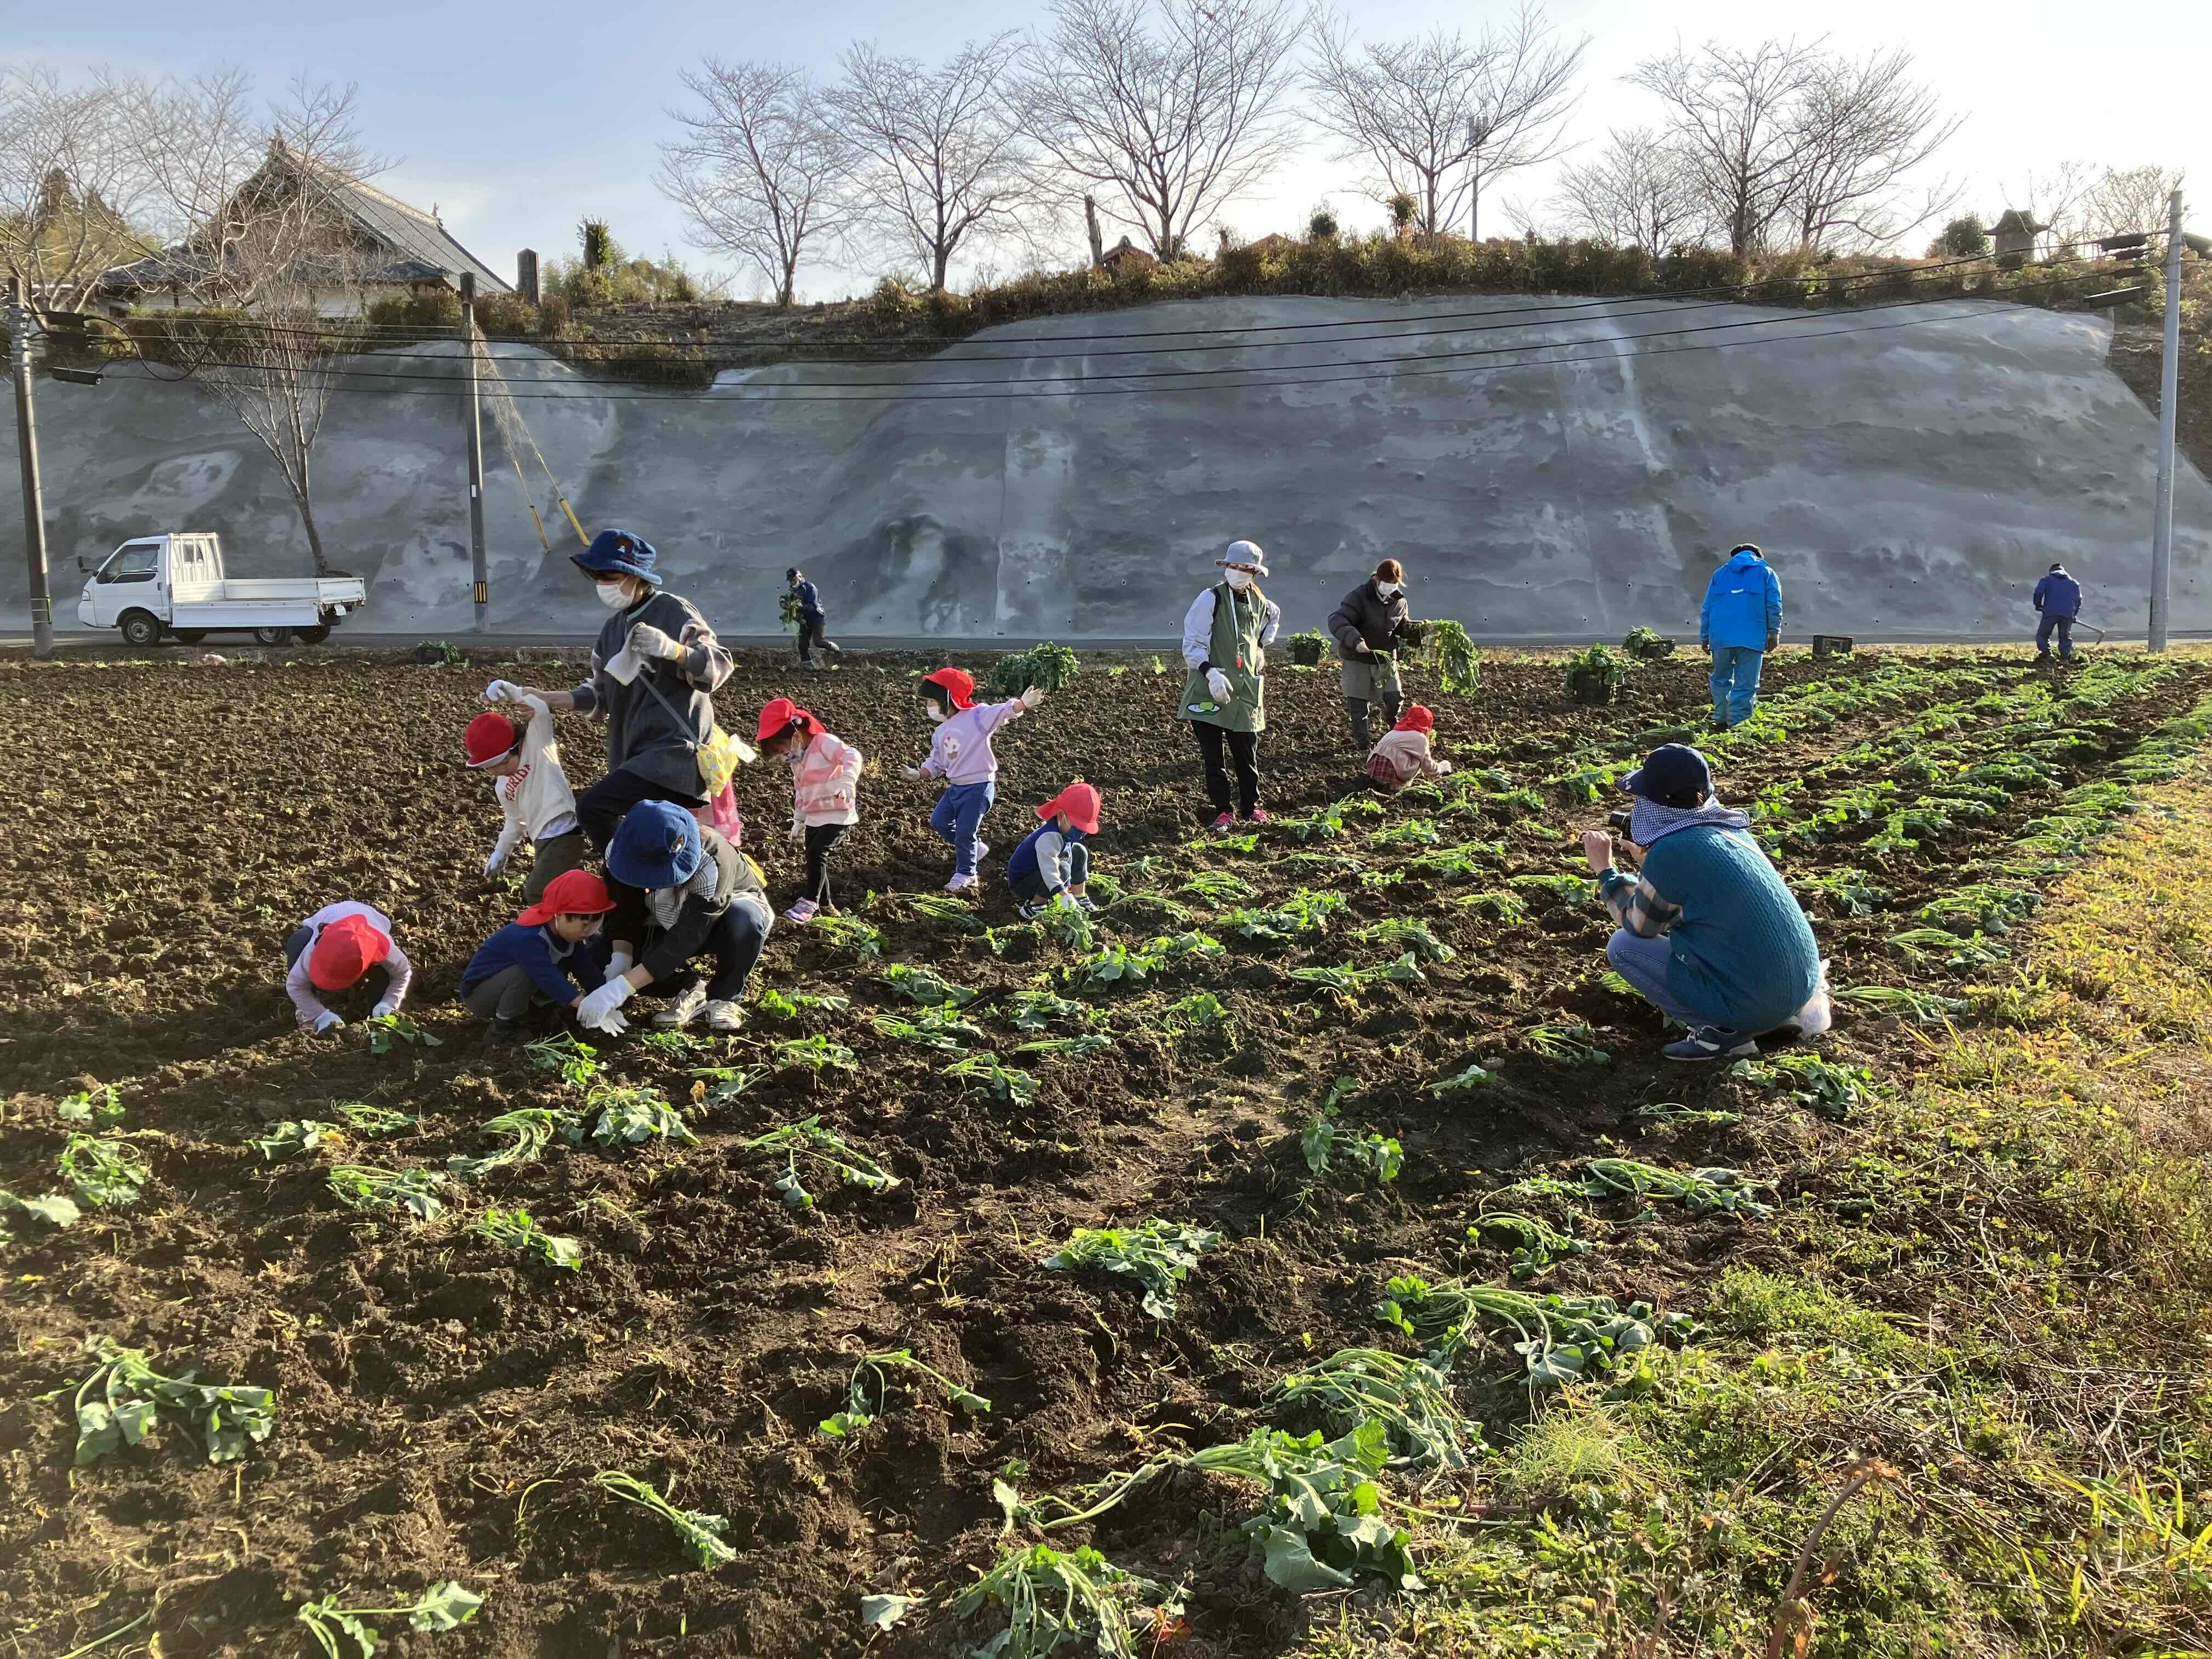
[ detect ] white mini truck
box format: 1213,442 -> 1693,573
76,533 -> 365,646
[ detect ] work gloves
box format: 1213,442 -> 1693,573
1205,668 -> 1233,704
1765,633 -> 1780,654
606,950 -> 634,978
1020,684 -> 1048,710
484,844 -> 511,876
370,1000 -> 398,1019
313,1011 -> 344,1035
577,975 -> 635,1035
484,679 -> 520,702
628,623 -> 683,662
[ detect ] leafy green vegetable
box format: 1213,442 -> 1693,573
1003,990 -> 1096,1031
364,1013 -> 443,1053
587,1088 -> 697,1147
946,1054 -> 1037,1106
593,1470 -> 736,1568
1733,1053 -> 1874,1122
295,1582 -> 482,1658
72,1335 -> 276,1466
1351,917 -> 1456,962
742,1117 -> 899,1208
1525,1022 -> 1611,1067
473,1206 -> 583,1269
774,1035 -> 860,1072
59,1135 -> 148,1206
819,1347 -> 991,1437
251,1120 -> 341,1160
1275,1348 -> 1480,1468
448,1107 -> 581,1176
879,962 -> 977,1006
872,1008 -> 990,1051
1469,1211 -> 1593,1278
1041,1220 -> 1221,1319
952,1542 -> 1182,1659
1582,1158 -> 1771,1216
55,1086 -> 124,1126
0,1188 -> 81,1229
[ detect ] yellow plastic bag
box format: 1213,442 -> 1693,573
698,724 -> 754,797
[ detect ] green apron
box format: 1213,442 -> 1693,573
1180,585 -> 1268,735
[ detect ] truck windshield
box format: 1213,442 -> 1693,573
100,545 -> 160,584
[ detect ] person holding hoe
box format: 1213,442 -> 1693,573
1006,781 -> 1103,917
459,868 -> 618,1045
503,528 -> 737,979
1180,539 -> 1282,831
574,800 -> 772,1035
786,567 -> 842,670
1328,557 -> 1420,752
2032,561 -> 2083,661
1700,543 -> 1782,730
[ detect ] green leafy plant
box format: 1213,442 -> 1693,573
946,1053 -> 1038,1106
1733,1053 -> 1874,1122
1368,817 -> 1441,849
1033,903 -> 1094,950
879,962 -> 977,1006
473,1206 -> 583,1269
587,1088 -> 697,1147
55,1086 -> 124,1126
636,1028 -> 707,1054
1152,930 -> 1225,966
1525,1023 -> 1611,1067
1564,643 -> 1628,704
1167,990 -> 1233,1030
952,1542 -> 1183,1659
1797,869 -> 1891,916
1581,1158 -> 1771,1216
1287,627 -> 1329,665
296,1582 -> 482,1658
331,1103 -> 416,1136
898,891 -> 988,933
1299,1104 -> 1403,1184
1004,990 -> 1095,1031
1460,890 -> 1529,923
1403,840 -> 1506,883
365,1013 -> 443,1053
1886,926 -> 2010,972
774,1034 -> 860,1071
0,1188 -> 80,1231
1076,941 -> 1164,988
1470,1211 -> 1593,1278
1218,888 -> 1347,946
872,1008 -> 990,1051
592,1469 -> 736,1568
1621,625 -> 1674,661
819,1347 -> 991,1436
689,1062 -> 771,1105
1270,804 -> 1347,842
1012,1032 -> 1115,1061
1425,1062 -> 1494,1094
1508,873 -> 1592,909
251,1120 -> 340,1160
447,1107 -> 579,1177
1424,618 -> 1482,692
1041,1220 -> 1221,1319
1920,883 -> 2041,935
742,1117 -> 899,1207
71,1335 -> 276,1466
59,1135 -> 148,1206
985,641 -> 1080,696
527,1032 -> 602,1087
1832,984 -> 1967,1024
814,915 -> 885,957
327,1165 -> 447,1221
1274,1347 -> 1481,1468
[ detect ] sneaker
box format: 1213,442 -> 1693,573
703,999 -> 744,1035
1018,898 -> 1049,920
781,898 -> 820,925
945,872 -> 979,893
653,983 -> 708,1030
1663,1026 -> 1758,1062
1244,808 -> 1271,825
1209,811 -> 1237,832
483,1017 -> 520,1047
1069,893 -> 1097,913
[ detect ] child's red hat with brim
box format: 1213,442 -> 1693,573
755,697 -> 822,745
517,868 -> 616,927
308,913 -> 391,991
921,667 -> 975,709
1037,781 -> 1102,834
464,711 -> 522,768
1394,704 -> 1435,734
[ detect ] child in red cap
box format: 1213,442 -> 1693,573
756,696 -> 864,924
1006,782 -> 1102,918
459,868 -> 620,1044
284,902 -> 412,1034
469,682 -> 588,903
901,668 -> 1047,892
1365,704 -> 1453,793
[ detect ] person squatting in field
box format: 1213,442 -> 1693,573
1365,704 -> 1453,793
1181,540 -> 1282,830
1583,743 -> 1828,1062
786,567 -> 842,670
756,696 -> 863,924
901,667 -> 1047,893
575,800 -> 772,1035
501,528 -> 735,978
1701,544 -> 1783,730
459,868 -> 617,1044
467,682 -> 589,904
284,902 -> 413,1034
1006,782 -> 1103,918
1328,557 -> 1421,752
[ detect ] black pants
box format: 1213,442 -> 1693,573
1192,722 -> 1261,817
657,897 -> 772,1004
798,617 -> 839,663
576,768 -> 706,950
802,822 -> 847,907
464,964 -> 544,1022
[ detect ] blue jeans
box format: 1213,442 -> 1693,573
1709,646 -> 1764,727
930,781 -> 995,876
1606,929 -> 1710,1031
1011,842 -> 1089,902
2035,613 -> 2075,657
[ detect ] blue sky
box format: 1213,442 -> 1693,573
30,0 -> 2211,300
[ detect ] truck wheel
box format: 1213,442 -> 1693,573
172,630 -> 207,644
119,611 -> 165,647
294,623 -> 331,645
252,626 -> 292,646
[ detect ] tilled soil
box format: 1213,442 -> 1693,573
0,645 -> 2197,1658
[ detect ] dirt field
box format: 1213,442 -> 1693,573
1,642 -> 2201,1658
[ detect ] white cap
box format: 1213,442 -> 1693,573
1217,539 -> 1270,576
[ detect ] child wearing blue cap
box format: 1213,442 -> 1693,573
575,799 -> 772,1034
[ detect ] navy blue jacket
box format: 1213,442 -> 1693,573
1006,823 -> 1087,889
2032,569 -> 2081,617
461,922 -> 607,1005
791,579 -> 823,620
1700,550 -> 1783,650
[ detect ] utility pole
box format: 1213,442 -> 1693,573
8,278 -> 54,661
2148,189 -> 2185,653
460,272 -> 487,632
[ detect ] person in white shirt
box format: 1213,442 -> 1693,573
469,684 -> 589,904
283,902 -> 413,1033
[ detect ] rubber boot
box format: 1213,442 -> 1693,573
1345,699 -> 1372,753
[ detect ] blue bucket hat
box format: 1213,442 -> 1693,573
607,799 -> 703,890
1621,743 -> 1712,808
572,527 -> 662,587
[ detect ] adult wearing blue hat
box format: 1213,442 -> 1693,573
1699,543 -> 1782,730
574,799 -> 771,1034
508,528 -> 735,972
1581,743 -> 1824,1061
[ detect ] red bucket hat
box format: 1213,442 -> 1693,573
1394,704 -> 1435,735
1037,781 -> 1102,835
464,711 -> 522,769
921,667 -> 975,710
517,868 -> 616,927
754,697 -> 823,746
308,913 -> 391,991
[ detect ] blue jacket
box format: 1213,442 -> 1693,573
1700,550 -> 1782,650
791,579 -> 823,620
2032,569 -> 2081,617
1007,823 -> 1087,889
461,922 -> 606,1006
1639,825 -> 1820,1032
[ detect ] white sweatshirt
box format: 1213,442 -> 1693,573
489,695 -> 580,863
285,901 -> 412,1028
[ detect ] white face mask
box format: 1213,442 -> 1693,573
1376,581 -> 1402,599
1224,568 -> 1254,591
595,579 -> 634,610
926,702 -> 950,724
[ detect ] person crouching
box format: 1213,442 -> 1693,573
575,800 -> 772,1035
1365,704 -> 1453,793
1582,743 -> 1825,1061
459,868 -> 619,1045
284,902 -> 412,1034
1007,782 -> 1103,918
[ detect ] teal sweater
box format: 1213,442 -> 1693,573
1632,825 -> 1819,1031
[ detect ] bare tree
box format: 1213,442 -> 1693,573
1627,41 -> 1819,258
828,36 -> 1045,292
2084,164 -> 2187,241
1785,46 -> 1961,251
1306,5 -> 1585,239
658,61 -> 849,307
1020,0 -> 1306,260
1554,126 -> 1709,256
0,65 -> 160,317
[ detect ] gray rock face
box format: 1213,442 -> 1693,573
5,294 -> 2205,640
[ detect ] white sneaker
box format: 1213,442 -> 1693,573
945,872 -> 978,893
703,999 -> 744,1034
653,983 -> 707,1029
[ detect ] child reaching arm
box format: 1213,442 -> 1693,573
899,668 -> 1046,892
460,869 -> 618,1043
470,683 -> 590,903
1365,704 -> 1453,793
284,902 -> 412,1033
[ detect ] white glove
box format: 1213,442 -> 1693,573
789,824 -> 805,842
1205,668 -> 1233,703
578,977 -> 635,1031
628,623 -> 682,661
591,1005 -> 630,1036
484,845 -> 510,876
1435,760 -> 1454,776
1019,685 -> 1047,709
313,1011 -> 344,1034
370,1000 -> 398,1019
901,765 -> 924,781
606,949 -> 634,977
484,679 -> 520,702
1053,890 -> 1078,911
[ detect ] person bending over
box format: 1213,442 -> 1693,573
459,868 -> 618,1044
1582,743 -> 1824,1061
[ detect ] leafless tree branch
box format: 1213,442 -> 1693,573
1553,126 -> 1712,256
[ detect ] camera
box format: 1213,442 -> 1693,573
1606,810 -> 1634,834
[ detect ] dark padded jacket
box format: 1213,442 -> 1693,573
1327,579 -> 1412,659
